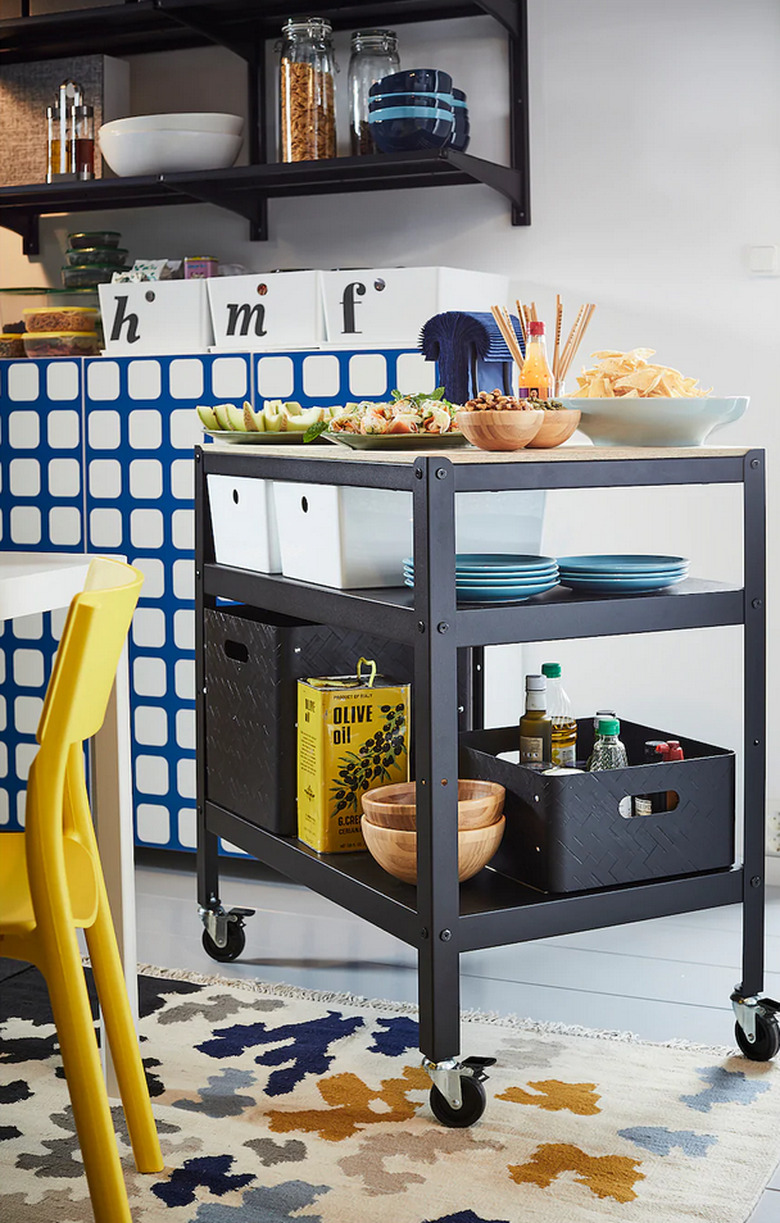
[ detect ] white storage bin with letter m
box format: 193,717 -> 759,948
208,271 -> 325,350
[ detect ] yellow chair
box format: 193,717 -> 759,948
0,556 -> 163,1223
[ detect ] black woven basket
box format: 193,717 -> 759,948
458,719 -> 735,893
204,607 -> 417,836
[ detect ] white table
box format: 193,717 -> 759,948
0,552 -> 136,1090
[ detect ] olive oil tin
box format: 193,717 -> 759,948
297,670 -> 410,853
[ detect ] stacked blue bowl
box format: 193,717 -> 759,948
368,68 -> 469,154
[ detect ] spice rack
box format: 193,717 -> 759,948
195,442 -> 769,1123
0,0 -> 529,254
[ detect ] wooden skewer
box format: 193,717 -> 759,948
490,305 -> 524,372
559,303 -> 596,383
529,301 -> 538,324
514,299 -> 527,347
557,303 -> 586,384
500,306 -> 526,370
552,294 -> 563,383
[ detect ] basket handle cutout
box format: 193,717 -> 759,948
620,791 -> 679,819
224,638 -> 249,663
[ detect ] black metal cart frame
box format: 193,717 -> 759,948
194,444 -> 767,1090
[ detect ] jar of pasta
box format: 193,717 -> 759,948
278,17 -> 337,162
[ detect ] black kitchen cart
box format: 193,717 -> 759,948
194,442 -> 772,1126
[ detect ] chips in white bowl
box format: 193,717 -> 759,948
571,348 -> 711,399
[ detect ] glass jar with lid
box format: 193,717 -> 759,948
348,29 -> 400,156
278,16 -> 337,163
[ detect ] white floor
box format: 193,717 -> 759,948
135,852 -> 780,1221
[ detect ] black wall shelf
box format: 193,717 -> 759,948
0,0 -> 529,252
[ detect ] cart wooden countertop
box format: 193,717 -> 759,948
202,442 -> 753,464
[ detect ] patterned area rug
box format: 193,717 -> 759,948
1,960 -> 779,1223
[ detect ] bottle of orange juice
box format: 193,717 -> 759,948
519,320 -> 553,401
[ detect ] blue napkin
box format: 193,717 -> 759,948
420,311 -> 524,404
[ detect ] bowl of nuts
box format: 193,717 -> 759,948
455,389 -> 544,451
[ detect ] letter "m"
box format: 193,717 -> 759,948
226,303 -> 267,337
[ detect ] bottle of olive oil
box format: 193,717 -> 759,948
520,674 -> 552,766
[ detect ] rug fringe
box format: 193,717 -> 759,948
102,959 -> 737,1057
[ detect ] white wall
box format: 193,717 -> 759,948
3,0 -> 779,811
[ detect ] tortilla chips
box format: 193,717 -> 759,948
571,349 -> 711,399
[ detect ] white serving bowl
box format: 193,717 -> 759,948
558,396 -> 748,447
98,127 -> 243,177
100,112 -> 243,136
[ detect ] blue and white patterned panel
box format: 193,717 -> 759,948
85,354 -> 252,855
0,359 -> 84,832
254,348 -> 431,407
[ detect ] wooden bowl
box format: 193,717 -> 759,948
526,408 -> 581,449
455,409 -> 544,452
360,813 -> 506,884
361,779 -> 505,831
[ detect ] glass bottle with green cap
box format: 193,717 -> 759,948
542,662 -> 577,767
586,717 -> 629,771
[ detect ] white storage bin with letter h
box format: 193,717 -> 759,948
99,281 -> 213,354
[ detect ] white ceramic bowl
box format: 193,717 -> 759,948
100,112 -> 243,136
558,396 -> 748,447
98,127 -> 243,177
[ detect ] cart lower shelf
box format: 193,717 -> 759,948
205,800 -> 744,953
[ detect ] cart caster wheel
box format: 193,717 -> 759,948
735,1012 -> 780,1061
202,922 -> 246,963
429,1075 -> 487,1128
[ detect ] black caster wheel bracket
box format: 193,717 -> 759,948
423,1054 -> 495,1126
199,903 -> 255,962
731,988 -> 780,1060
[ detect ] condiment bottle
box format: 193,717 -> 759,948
541,661 -> 577,766
586,717 -> 629,771
46,105 -> 62,182
348,29 -> 400,155
634,740 -> 670,816
519,320 -> 553,401
519,674 -> 552,766
665,740 -> 684,811
278,17 -> 337,163
72,105 -> 94,180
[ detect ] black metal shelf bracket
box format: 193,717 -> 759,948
153,0 -> 254,61
0,209 -> 39,257
160,176 -> 269,240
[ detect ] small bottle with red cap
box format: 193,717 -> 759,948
519,320 -> 553,401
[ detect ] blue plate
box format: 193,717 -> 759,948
556,554 -> 688,573
404,553 -> 558,571
404,564 -> 559,580
404,574 -> 559,590
558,567 -> 688,582
559,575 -> 686,592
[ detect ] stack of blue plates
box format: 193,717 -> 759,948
403,553 -> 560,604
557,554 -> 690,593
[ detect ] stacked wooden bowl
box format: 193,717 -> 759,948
360,779 -> 506,884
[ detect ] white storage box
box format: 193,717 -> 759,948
208,271 -> 325,350
321,267 -> 509,345
99,280 -> 213,354
456,491 -> 546,555
273,482 -> 412,589
271,484 -> 547,590
207,474 -> 281,574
